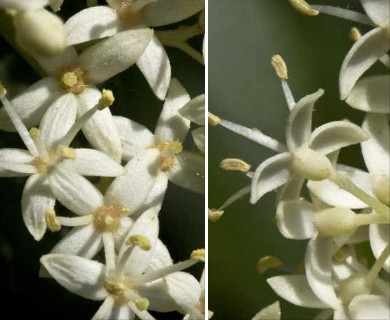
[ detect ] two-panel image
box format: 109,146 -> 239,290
0,0 -> 389,319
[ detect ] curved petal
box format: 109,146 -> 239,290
267,275 -> 328,308
92,296 -> 116,320
0,148 -> 36,175
179,94 -> 205,125
40,93 -> 78,149
252,301 -> 281,320
250,152 -> 292,204
146,240 -> 173,271
102,303 -> 134,320
369,224 -> 390,272
143,0 -> 204,27
0,77 -> 61,131
307,165 -> 374,209
136,172 -> 168,215
360,0 -> 390,25
113,216 -> 134,251
166,151 -> 204,194
113,116 -> 154,161
339,27 -> 390,99
48,0 -> 63,12
61,148 -> 125,177
40,253 -> 107,300
21,174 -> 55,241
0,0 -> 48,10
361,114 -> 389,175
78,28 -> 153,84
49,167 -> 104,215
305,237 -> 342,309
65,6 -> 121,46
50,224 -> 103,258
286,89 -> 324,151
104,149 -> 160,213
34,46 -> 78,75
139,279 -> 177,312
136,36 -> 171,100
154,78 -> 191,143
310,120 -> 369,155
192,127 -> 205,154
276,199 -> 315,240
346,75 -> 390,113
349,294 -> 390,320
77,87 -> 122,162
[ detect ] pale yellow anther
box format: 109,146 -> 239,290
168,140 -> 183,154
190,248 -> 205,262
289,0 -> 319,16
45,208 -> 61,232
121,206 -> 130,213
208,208 -> 224,222
97,89 -> 115,110
29,127 -> 41,140
62,72 -> 78,87
220,158 -> 251,172
135,298 -> 150,311
58,146 -> 77,159
126,235 -> 151,251
0,82 -> 7,98
271,55 -> 288,80
104,280 -> 126,296
333,248 -> 348,263
349,27 -> 361,42
208,112 -> 220,126
257,256 -> 282,274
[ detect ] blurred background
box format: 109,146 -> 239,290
0,1 -> 204,319
208,0 -> 383,319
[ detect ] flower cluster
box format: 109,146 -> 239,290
0,0 -> 205,319
209,0 -> 389,319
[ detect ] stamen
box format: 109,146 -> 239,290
311,5 -> 374,26
218,185 -> 251,211
289,0 -> 319,16
365,244 -> 390,287
135,298 -> 149,311
220,158 -> 251,172
271,55 -> 288,80
97,89 -> 115,110
126,235 -> 151,251
29,128 -> 49,158
57,215 -> 93,227
190,249 -> 205,262
62,72 -> 78,87
57,146 -> 77,160
0,82 -> 7,98
257,256 -> 282,274
45,208 -> 61,232
208,208 -> 224,221
208,112 -> 220,125
349,27 -> 361,42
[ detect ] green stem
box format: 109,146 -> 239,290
365,243 -> 390,287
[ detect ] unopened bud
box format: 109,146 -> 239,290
314,207 -> 357,237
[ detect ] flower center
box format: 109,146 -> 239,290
93,205 -> 128,232
151,140 -> 183,171
58,66 -> 86,95
117,0 -> 144,27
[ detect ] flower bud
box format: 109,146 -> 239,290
314,207 -> 357,237
14,9 -> 66,56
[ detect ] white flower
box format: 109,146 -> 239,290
115,78 -> 205,194
64,0 -> 204,99
0,86 -> 124,240
0,29 -> 153,161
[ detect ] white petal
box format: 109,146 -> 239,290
361,114 -> 389,175
276,199 -> 315,239
65,6 -> 120,46
105,149 -> 160,213
102,303 -> 134,320
308,165 -> 374,208
92,296 -> 115,320
267,275 -> 327,308
305,237 -> 342,309
252,301 -> 281,320
143,0 -> 204,27
286,89 -> 324,151
139,279 -> 177,312
61,148 -> 124,177
40,93 -> 78,149
113,216 -> 134,251
369,224 -> 390,272
48,0 -> 63,11
114,116 -> 154,161
277,176 -> 305,201
136,36 -> 171,100
117,207 -> 159,276
339,27 -> 390,99
179,94 -> 205,125
154,78 -> 191,143
360,0 -> 390,25
77,87 -> 122,162
49,167 -> 104,215
34,46 -> 78,75
0,77 -> 61,131
136,172 -> 168,214
346,75 -> 390,113
250,152 -> 292,204
349,294 -> 390,320
40,253 -> 106,300
50,224 -> 103,258
0,0 -> 48,10
78,29 -> 153,84
0,148 -> 36,175
192,127 -> 205,154
21,174 -> 55,240
146,240 -> 173,271
310,120 -> 369,155
166,151 -> 204,194
165,272 -> 201,311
